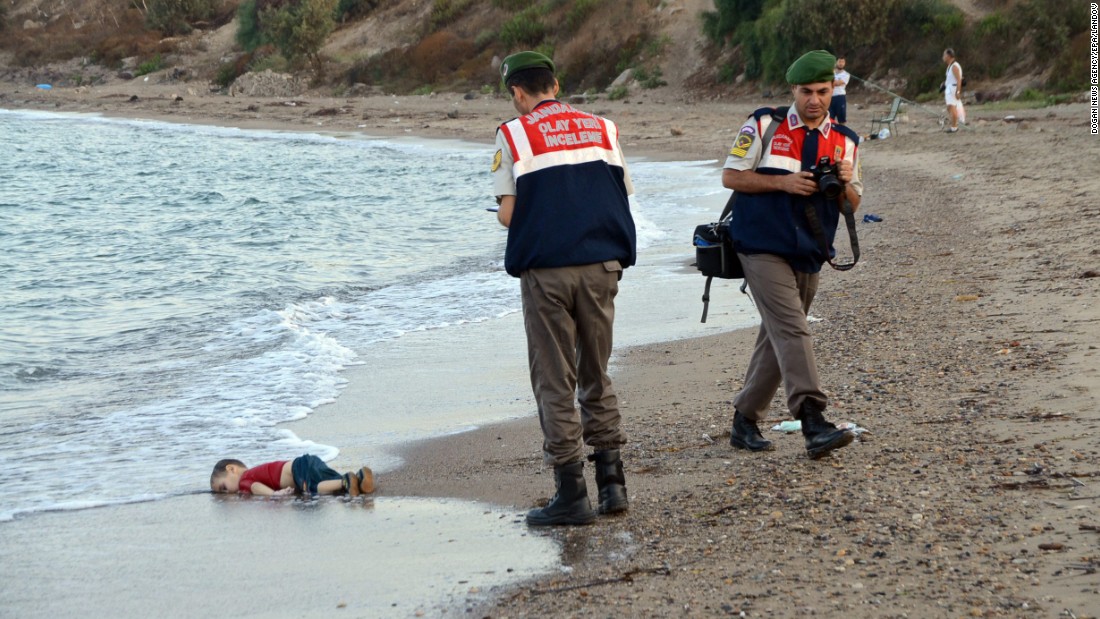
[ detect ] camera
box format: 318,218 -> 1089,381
810,156 -> 844,199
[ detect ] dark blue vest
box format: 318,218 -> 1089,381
499,103 -> 636,277
730,107 -> 860,274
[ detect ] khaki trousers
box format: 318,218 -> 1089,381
733,253 -> 828,421
520,261 -> 626,466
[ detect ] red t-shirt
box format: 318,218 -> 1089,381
238,460 -> 286,494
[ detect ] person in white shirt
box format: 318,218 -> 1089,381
943,48 -> 964,132
829,56 -> 849,124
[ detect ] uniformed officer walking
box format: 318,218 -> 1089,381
722,50 -> 862,459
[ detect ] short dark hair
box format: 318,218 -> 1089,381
210,458 -> 246,485
944,48 -> 955,57
506,67 -> 556,96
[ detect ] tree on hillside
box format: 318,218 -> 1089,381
144,0 -> 216,35
702,0 -> 1087,96
701,0 -> 765,44
335,0 -> 381,23
260,0 -> 338,74
236,0 -> 268,51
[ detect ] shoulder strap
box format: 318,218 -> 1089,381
701,276 -> 714,323
701,107 -> 796,323
718,106 -> 789,221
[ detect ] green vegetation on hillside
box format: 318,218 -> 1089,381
0,0 -> 1087,100
225,0 -> 339,83
703,0 -> 1090,98
145,0 -> 217,36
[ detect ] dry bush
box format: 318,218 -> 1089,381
344,32 -> 488,93
407,31 -> 476,82
4,6 -> 170,67
452,48 -> 497,85
554,0 -> 652,91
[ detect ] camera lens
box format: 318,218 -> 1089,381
818,174 -> 843,199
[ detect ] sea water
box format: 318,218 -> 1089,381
0,109 -> 754,523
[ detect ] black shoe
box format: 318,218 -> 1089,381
588,449 -> 629,515
730,411 -> 774,451
526,461 -> 597,526
799,402 -> 854,459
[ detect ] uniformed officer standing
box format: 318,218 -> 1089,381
722,50 -> 862,459
491,51 -> 636,525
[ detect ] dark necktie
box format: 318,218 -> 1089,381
801,127 -> 819,171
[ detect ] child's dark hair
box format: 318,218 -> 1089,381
506,67 -> 556,96
210,458 -> 246,485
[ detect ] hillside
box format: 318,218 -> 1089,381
0,0 -> 1090,102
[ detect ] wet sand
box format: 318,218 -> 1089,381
0,493 -> 558,618
3,81 -> 1099,617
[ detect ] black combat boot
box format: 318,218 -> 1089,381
729,410 -> 774,451
799,401 -> 855,459
526,461 -> 597,526
587,449 -> 629,515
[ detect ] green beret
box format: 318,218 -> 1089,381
785,50 -> 837,85
500,51 -> 555,86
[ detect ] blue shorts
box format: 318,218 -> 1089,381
829,95 -> 847,124
290,454 -> 342,495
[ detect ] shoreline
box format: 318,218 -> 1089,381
1,80 -> 774,161
4,84 -> 1099,617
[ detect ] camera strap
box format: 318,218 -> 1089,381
803,196 -> 859,271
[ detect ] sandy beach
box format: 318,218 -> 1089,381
2,80 -> 1099,618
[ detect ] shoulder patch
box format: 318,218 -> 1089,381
729,127 -> 755,158
491,149 -> 502,172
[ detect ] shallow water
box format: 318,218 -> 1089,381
0,108 -> 755,523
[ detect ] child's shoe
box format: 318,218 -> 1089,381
343,467 -> 375,497
344,472 -> 361,497
357,466 -> 375,494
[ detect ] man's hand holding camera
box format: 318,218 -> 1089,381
778,158 -> 853,197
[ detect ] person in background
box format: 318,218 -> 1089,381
829,56 -> 849,124
943,48 -> 964,132
490,51 -> 636,526
721,50 -> 862,459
